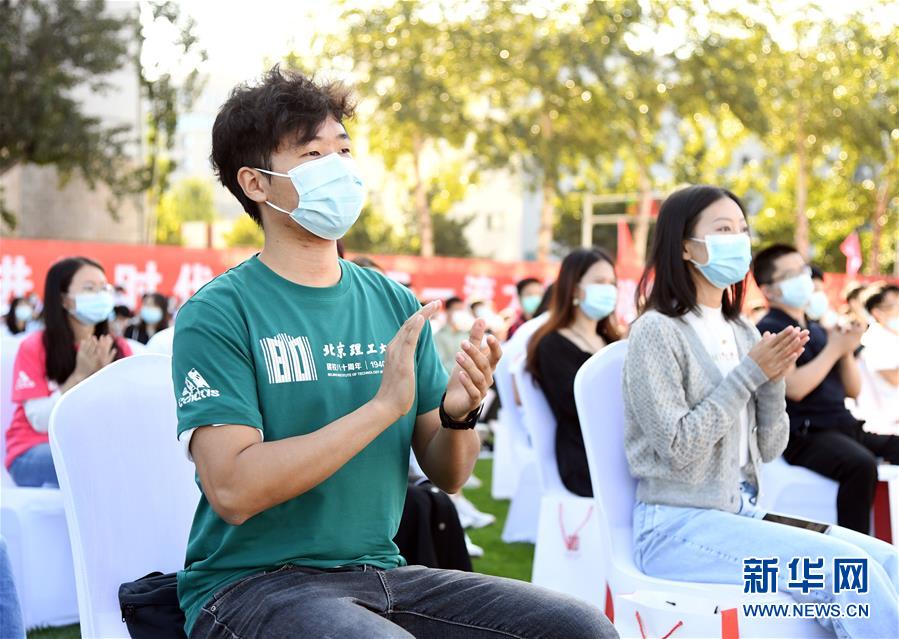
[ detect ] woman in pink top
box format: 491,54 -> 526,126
6,257 -> 132,487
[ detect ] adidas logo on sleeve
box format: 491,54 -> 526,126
178,368 -> 221,407
14,371 -> 36,391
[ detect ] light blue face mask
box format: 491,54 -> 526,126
579,283 -> 618,321
14,305 -> 33,323
256,153 -> 365,240
805,291 -> 829,320
141,306 -> 163,325
70,291 -> 115,326
689,233 -> 752,289
778,272 -> 815,309
521,295 -> 542,316
886,317 -> 899,333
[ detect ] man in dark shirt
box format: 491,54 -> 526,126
753,244 -> 899,533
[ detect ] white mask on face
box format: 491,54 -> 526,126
256,153 -> 365,240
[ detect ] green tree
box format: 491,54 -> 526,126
224,214 -> 265,248
0,0 -> 206,236
465,0 -> 618,261
325,0 -> 472,258
137,0 -> 207,243
155,177 -> 217,244
0,0 -> 133,230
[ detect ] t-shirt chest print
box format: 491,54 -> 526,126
258,332 -> 389,383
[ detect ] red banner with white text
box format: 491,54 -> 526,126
1,238 -> 894,321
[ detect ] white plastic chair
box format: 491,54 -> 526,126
492,346 -> 533,501
574,341 -> 829,638
515,362 -> 604,606
0,334 -> 79,629
491,314 -> 549,501
49,354 -> 200,639
1,333 -> 27,487
514,361 -> 567,496
146,327 -> 174,356
758,457 -> 838,525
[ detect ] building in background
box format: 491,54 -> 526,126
1,1 -> 146,244
450,170 -> 541,262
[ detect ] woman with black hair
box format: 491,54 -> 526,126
2,297 -> 35,336
5,257 -> 132,487
622,185 -> 898,638
526,248 -> 622,496
124,292 -> 170,344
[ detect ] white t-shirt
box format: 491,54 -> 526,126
858,322 -> 899,435
683,305 -> 751,481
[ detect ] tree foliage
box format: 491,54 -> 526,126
0,0 -> 133,230
0,0 -> 206,237
155,177 -> 217,244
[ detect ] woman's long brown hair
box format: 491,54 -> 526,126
526,248 -> 621,386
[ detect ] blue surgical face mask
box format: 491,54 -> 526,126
70,291 -> 115,326
887,317 -> 899,333
14,305 -> 33,323
256,153 -> 365,240
141,306 -> 163,325
579,283 -> 618,321
805,291 -> 829,320
689,233 -> 752,289
521,295 -> 542,316
778,272 -> 815,309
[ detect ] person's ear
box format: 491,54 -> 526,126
682,240 -> 692,261
61,293 -> 74,312
760,283 -> 777,301
237,167 -> 268,205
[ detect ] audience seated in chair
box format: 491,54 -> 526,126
171,67 -> 617,639
5,257 -> 131,488
526,248 -> 623,497
754,245 -> 899,534
624,185 -> 898,639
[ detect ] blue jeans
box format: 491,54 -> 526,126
0,537 -> 25,639
634,484 -> 899,639
8,443 -> 58,488
189,564 -> 618,638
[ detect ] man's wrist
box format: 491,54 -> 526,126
439,393 -> 481,429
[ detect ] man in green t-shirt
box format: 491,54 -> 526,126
173,65 -> 617,639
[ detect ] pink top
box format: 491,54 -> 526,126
5,330 -> 132,468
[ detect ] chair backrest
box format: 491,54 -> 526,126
146,327 -> 174,356
494,344 -> 530,452
513,361 -> 568,495
574,341 -> 632,546
494,314 -> 551,453
1,334 -> 26,487
49,354 -> 199,639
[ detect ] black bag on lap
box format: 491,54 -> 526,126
118,571 -> 187,639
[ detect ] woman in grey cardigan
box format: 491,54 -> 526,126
623,185 -> 898,639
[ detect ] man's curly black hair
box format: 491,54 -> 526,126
211,65 -> 355,224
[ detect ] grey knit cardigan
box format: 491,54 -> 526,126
622,309 -> 789,513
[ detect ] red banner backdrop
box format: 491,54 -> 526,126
1,238 -> 894,321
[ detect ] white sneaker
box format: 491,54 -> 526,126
465,533 -> 484,558
451,494 -> 496,529
464,474 -> 482,489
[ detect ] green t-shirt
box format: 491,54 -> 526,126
171,256 -> 448,635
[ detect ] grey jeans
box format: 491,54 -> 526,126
189,564 -> 617,639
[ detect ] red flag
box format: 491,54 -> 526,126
840,232 -> 862,277
617,219 -> 640,271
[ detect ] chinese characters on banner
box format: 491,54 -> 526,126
0,238 -> 561,313
2,238 -> 890,316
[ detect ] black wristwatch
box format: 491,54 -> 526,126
439,393 -> 482,430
